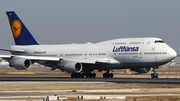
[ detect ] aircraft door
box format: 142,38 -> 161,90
139,49 -> 143,59
60,51 -> 64,57
154,56 -> 158,62
151,46 -> 157,62
84,50 -> 88,59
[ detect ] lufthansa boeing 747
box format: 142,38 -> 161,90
0,11 -> 177,78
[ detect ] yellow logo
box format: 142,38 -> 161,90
11,20 -> 22,38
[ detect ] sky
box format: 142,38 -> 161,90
0,0 -> 180,54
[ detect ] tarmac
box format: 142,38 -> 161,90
0,67 -> 180,100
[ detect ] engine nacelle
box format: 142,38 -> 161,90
62,61 -> 82,73
9,57 -> 32,70
131,67 -> 152,74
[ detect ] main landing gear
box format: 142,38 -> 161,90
71,73 -> 84,78
71,72 -> 96,78
70,70 -> 114,78
85,72 -> 96,78
103,70 -> 114,78
150,68 -> 158,78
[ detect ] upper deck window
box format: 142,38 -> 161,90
154,40 -> 164,43
115,42 -> 126,45
130,42 -> 141,44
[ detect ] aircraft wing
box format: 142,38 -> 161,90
0,54 -> 120,73
0,55 -> 120,65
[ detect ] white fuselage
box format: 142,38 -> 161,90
10,37 -> 177,69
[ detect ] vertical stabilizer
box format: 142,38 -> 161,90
6,11 -> 39,45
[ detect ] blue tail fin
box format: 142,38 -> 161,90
6,11 -> 39,45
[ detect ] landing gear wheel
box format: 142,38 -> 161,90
151,68 -> 158,78
80,73 -> 84,78
92,73 -> 96,78
103,73 -> 107,78
109,73 -> 114,78
71,73 -> 77,78
86,74 -> 89,78
85,73 -> 96,78
151,73 -> 158,78
71,73 -> 84,78
103,70 -> 114,78
71,73 -> 74,78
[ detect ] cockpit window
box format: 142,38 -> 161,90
154,40 -> 164,43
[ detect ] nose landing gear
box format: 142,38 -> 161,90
151,68 -> 158,78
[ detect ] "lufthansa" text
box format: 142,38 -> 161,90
113,46 -> 139,52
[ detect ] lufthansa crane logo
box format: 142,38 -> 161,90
11,20 -> 22,38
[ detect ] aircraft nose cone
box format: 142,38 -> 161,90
169,48 -> 177,59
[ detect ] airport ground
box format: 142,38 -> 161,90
0,66 -> 180,101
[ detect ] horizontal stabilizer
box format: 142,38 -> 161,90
0,48 -> 25,53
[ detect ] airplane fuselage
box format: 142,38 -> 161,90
10,37 -> 176,69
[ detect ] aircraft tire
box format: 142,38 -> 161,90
103,73 -> 108,78
85,74 -> 89,78
81,73 -> 85,78
103,73 -> 114,78
71,73 -> 77,78
109,73 -> 114,78
86,74 -> 91,78
151,73 -> 158,78
103,73 -> 106,78
71,73 -> 74,78
92,73 -> 96,78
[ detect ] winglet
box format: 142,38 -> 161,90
6,11 -> 39,45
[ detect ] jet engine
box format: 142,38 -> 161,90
131,67 -> 152,74
9,57 -> 32,70
62,61 -> 82,73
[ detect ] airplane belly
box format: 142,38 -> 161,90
115,55 -> 127,63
